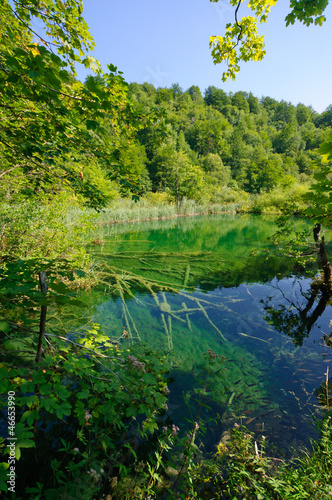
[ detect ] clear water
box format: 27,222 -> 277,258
85,214 -> 332,456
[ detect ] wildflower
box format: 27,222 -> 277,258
234,422 -> 239,428
172,424 -> 179,436
132,416 -> 136,420
84,410 -> 92,422
164,403 -> 168,411
100,469 -> 104,474
128,355 -> 146,372
162,426 -> 168,432
163,386 -> 170,395
195,422 -> 199,430
87,468 -> 100,481
262,435 -> 266,440
73,448 -> 79,453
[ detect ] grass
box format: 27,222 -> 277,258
65,182 -> 311,240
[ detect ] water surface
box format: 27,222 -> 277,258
86,214 -> 332,455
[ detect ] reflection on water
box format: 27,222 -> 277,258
86,215 -> 332,456
263,276 -> 332,347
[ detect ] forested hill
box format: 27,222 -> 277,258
123,82 -> 332,202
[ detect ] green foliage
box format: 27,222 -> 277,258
125,79 -> 331,202
244,148 -> 285,193
209,0 -> 277,81
209,0 -> 329,80
304,134 -> 332,224
216,416 -> 332,499
0,327 -> 170,498
286,0 -> 329,26
0,1 -> 163,208
154,147 -> 205,205
0,195 -> 95,262
111,140 -> 151,196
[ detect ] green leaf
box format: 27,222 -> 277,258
28,70 -> 40,79
143,373 -> 156,385
50,282 -> 70,294
107,63 -> 117,73
0,321 -> 10,334
125,406 -> 138,418
7,74 -> 19,83
0,462 -> 9,493
22,410 -> 39,426
86,120 -> 99,130
77,388 -> 90,399
32,370 -> 47,384
14,439 -> 35,460
56,402 -> 72,419
143,419 -> 158,434
75,270 -> 86,278
56,385 -> 70,400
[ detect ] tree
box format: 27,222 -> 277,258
156,148 -> 205,205
209,0 -> 329,81
185,113 -> 230,156
112,140 -> 150,195
244,147 -> 284,193
273,101 -> 297,129
305,134 -> 332,224
315,104 -> 332,128
204,85 -> 229,110
231,91 -> 249,113
296,103 -> 313,126
201,153 -> 232,187
187,85 -> 204,103
273,122 -> 303,156
248,92 -> 260,114
0,0 -> 151,208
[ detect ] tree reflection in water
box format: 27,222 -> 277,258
262,278 -> 332,347
262,275 -> 332,413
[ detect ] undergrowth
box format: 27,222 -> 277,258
0,328 -> 331,499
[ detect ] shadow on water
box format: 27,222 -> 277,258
82,214 -> 332,457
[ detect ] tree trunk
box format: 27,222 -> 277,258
35,271 -> 47,362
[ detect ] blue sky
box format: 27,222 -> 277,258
77,0 -> 332,113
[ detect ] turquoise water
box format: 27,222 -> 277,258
86,214 -> 332,455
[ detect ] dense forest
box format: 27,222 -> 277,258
2,69 -> 332,209
123,82 -> 332,201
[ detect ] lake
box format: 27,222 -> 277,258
85,214 -> 332,456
